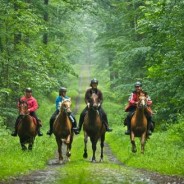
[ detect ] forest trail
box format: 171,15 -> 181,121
2,65 -> 184,184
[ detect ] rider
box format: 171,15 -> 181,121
78,78 -> 113,132
46,87 -> 79,135
11,87 -> 43,137
124,81 -> 153,135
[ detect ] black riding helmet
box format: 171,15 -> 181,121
25,87 -> 32,93
134,81 -> 142,87
59,87 -> 67,94
90,78 -> 98,86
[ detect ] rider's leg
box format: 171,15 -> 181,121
99,108 -> 112,132
68,114 -> 79,134
30,112 -> 43,136
78,107 -> 88,132
47,110 -> 59,135
146,115 -> 153,135
125,110 -> 134,135
11,116 -> 20,136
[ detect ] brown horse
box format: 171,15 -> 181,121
83,93 -> 106,162
53,98 -> 73,164
130,92 -> 148,154
17,100 -> 37,150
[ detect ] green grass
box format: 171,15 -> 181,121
0,98 -> 57,181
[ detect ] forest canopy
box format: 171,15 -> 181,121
0,0 -> 184,130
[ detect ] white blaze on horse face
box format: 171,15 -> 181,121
139,96 -> 147,107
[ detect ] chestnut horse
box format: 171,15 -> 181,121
53,98 -> 73,164
83,93 -> 106,162
130,92 -> 148,154
17,100 -> 37,150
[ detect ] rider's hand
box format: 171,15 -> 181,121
87,102 -> 90,108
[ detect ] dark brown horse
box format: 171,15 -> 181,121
53,98 -> 73,164
130,92 -> 148,154
83,93 -> 106,162
17,100 -> 37,150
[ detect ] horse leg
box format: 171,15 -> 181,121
66,135 -> 72,161
131,132 -> 137,153
56,137 -> 63,164
91,138 -> 97,162
83,132 -> 88,158
28,138 -> 34,150
100,134 -> 105,162
141,133 -> 146,154
20,138 -> 27,151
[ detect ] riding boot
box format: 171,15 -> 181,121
37,126 -> 43,136
104,122 -> 113,132
47,119 -> 54,135
68,115 -> 79,135
37,120 -> 43,136
78,114 -> 85,132
147,118 -> 152,136
11,117 -> 20,136
125,117 -> 131,135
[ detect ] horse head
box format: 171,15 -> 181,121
19,100 -> 29,116
137,93 -> 147,109
60,98 -> 72,115
89,93 -> 99,110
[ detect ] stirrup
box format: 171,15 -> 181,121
38,131 -> 43,136
46,130 -> 52,135
106,128 -> 113,132
125,130 -> 130,135
148,130 -> 152,135
11,131 -> 17,137
72,127 -> 79,130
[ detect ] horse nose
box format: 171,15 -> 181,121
67,109 -> 72,114
93,103 -> 98,109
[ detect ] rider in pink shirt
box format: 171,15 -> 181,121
11,88 -> 43,136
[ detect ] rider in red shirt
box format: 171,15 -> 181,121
124,82 -> 154,135
11,88 -> 43,136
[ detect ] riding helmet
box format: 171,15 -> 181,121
134,81 -> 142,87
25,87 -> 32,92
90,78 -> 98,85
59,87 -> 67,93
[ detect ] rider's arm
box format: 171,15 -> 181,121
28,98 -> 38,112
56,96 -> 62,110
146,95 -> 152,106
129,93 -> 137,105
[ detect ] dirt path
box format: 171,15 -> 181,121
3,64 -> 184,184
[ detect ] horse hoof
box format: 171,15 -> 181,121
132,149 -> 137,153
91,159 -> 96,163
22,147 -> 27,151
83,153 -> 88,158
99,158 -> 103,162
67,158 -> 71,162
59,160 -> 64,164
66,152 -> 71,157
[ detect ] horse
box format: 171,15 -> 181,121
17,100 -> 37,150
83,93 -> 106,162
53,98 -> 73,164
130,92 -> 148,154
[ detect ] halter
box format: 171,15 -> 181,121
137,96 -> 147,109
19,100 -> 30,116
60,99 -> 71,114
